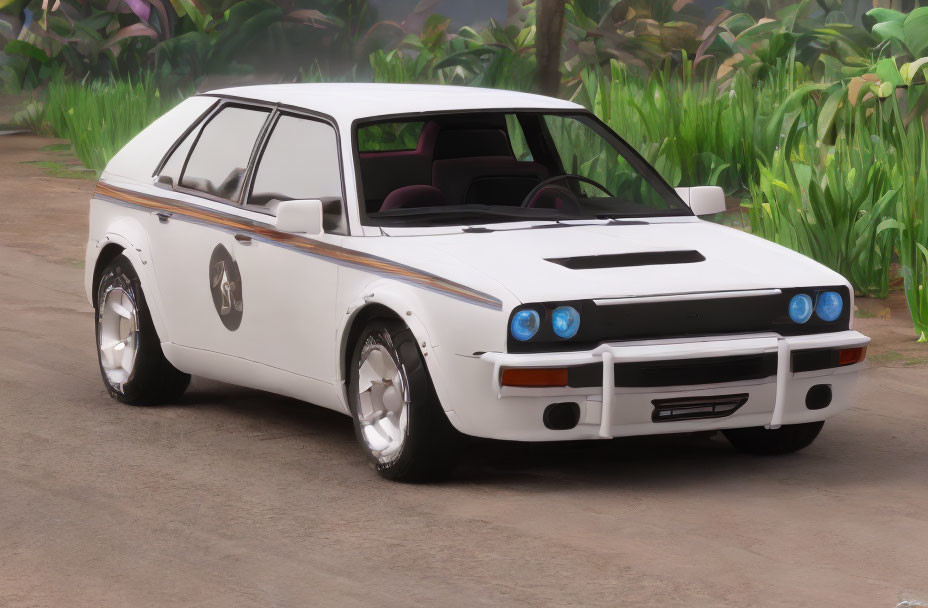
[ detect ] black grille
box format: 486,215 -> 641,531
566,353 -> 777,388
507,285 -> 851,353
651,393 -> 749,422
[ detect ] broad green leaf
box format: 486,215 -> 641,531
903,7 -> 928,56
875,57 -> 904,87
866,8 -> 907,24
872,20 -> 904,43
4,40 -> 50,63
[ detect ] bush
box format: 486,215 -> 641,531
42,73 -> 190,172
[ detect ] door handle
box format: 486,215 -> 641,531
154,211 -> 173,223
234,233 -> 252,245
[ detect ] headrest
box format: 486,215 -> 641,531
379,184 -> 447,212
433,129 -> 512,160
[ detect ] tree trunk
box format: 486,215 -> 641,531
534,0 -> 566,97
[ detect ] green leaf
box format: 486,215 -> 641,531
876,218 -> 905,235
903,7 -> 928,56
900,57 -> 928,85
875,57 -> 904,87
866,8 -> 907,24
4,40 -> 50,63
817,85 -> 844,142
871,20 -> 905,44
877,80 -> 895,97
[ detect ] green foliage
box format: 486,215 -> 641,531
745,118 -> 898,298
574,57 -> 789,194
2,0 -> 927,340
42,72 -> 189,172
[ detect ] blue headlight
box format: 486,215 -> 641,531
551,306 -> 581,338
789,293 -> 813,324
510,309 -> 540,341
816,291 -> 843,322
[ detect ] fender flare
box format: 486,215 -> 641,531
88,218 -> 172,344
336,280 -> 450,412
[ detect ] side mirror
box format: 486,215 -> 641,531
675,186 -> 726,216
276,199 -> 323,235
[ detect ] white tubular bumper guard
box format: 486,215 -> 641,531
480,330 -> 870,439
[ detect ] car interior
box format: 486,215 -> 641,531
358,113 -> 559,216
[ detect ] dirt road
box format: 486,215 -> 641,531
1,135 -> 927,607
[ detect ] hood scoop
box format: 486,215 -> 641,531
546,250 -> 706,270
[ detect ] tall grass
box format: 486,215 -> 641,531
43,73 -> 189,172
880,114 -> 928,341
573,59 -> 794,195
745,117 -> 898,298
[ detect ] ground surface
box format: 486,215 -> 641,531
1,134 -> 927,608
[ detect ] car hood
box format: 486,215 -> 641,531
384,220 -> 847,304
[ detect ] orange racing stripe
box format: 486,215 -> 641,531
94,181 -> 503,310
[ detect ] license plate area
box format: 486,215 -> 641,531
651,393 -> 749,422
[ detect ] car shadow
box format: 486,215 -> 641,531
173,377 -> 896,491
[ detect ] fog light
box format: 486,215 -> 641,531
543,402 -> 580,430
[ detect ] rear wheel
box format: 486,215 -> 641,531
95,255 -> 190,405
347,319 -> 460,482
723,421 -> 824,455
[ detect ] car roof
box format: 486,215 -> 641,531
202,83 -> 584,124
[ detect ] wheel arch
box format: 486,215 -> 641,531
86,220 -> 171,344
336,284 -> 446,414
91,242 -> 126,305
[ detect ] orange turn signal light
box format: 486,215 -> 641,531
501,367 -> 568,388
838,346 -> 867,366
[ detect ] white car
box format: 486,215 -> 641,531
86,83 -> 869,480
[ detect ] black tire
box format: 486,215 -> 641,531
95,254 -> 190,405
347,319 -> 461,482
723,421 -> 825,455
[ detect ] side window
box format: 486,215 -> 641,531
248,114 -> 344,231
180,106 -> 270,200
158,127 -> 197,186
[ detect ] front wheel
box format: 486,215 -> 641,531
723,421 -> 825,455
347,319 -> 460,482
95,254 -> 190,405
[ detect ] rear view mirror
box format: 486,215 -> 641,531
675,186 -> 727,216
276,199 -> 323,235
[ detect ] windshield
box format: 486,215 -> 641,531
354,111 -> 691,227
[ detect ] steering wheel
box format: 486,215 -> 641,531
520,174 -> 614,213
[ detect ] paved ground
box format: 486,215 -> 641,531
1,135 -> 927,608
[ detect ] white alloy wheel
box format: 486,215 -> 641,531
97,285 -> 140,390
355,334 -> 410,464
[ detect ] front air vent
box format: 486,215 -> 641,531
546,250 -> 705,270
651,393 -> 748,422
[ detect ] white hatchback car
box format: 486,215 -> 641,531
86,83 -> 869,480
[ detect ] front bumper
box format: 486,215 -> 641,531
469,331 -> 868,441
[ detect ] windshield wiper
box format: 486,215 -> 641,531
375,206 -> 568,226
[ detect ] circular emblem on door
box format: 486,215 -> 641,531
209,244 -> 243,331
